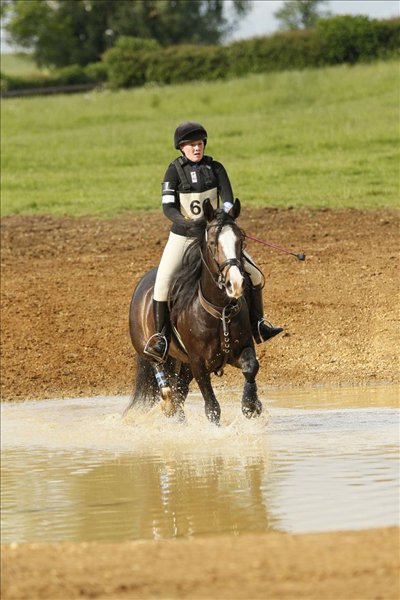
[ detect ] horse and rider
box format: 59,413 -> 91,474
128,121 -> 282,423
145,121 -> 282,362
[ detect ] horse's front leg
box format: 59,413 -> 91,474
190,359 -> 221,424
238,347 -> 262,418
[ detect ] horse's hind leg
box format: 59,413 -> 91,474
125,354 -> 187,420
154,359 -> 178,419
238,347 -> 262,418
155,358 -> 188,421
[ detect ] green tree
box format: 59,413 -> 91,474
1,0 -> 251,67
275,0 -> 330,31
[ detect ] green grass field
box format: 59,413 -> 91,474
1,60 -> 398,217
1,52 -> 47,76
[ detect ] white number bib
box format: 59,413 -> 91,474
179,187 -> 218,220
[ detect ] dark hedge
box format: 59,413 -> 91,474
2,16 -> 399,93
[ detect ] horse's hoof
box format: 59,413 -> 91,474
160,388 -> 186,421
161,399 -> 185,419
242,400 -> 262,419
206,410 -> 221,426
160,386 -> 175,417
161,401 -> 175,417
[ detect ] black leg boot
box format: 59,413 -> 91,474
144,300 -> 171,362
250,284 -> 283,343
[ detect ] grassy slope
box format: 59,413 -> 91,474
1,60 -> 398,216
1,52 -> 45,76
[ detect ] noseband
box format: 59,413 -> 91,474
215,258 -> 244,290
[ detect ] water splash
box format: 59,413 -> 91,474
1,385 -> 399,543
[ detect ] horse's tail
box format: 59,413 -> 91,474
125,354 -> 159,413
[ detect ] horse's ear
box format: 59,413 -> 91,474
203,198 -> 215,222
229,198 -> 241,220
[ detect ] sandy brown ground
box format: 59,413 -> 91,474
2,528 -> 399,600
1,208 -> 399,401
1,209 -> 399,600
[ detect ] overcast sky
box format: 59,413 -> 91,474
1,0 -> 399,52
229,0 -> 399,40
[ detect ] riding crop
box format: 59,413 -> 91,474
246,234 -> 306,261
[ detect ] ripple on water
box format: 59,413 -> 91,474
1,385 -> 399,543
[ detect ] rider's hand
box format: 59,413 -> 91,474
223,201 -> 234,213
186,219 -> 206,238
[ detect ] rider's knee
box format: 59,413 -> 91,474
243,260 -> 263,287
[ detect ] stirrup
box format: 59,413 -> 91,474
143,333 -> 168,363
257,319 -> 283,343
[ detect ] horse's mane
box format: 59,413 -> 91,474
169,209 -> 242,318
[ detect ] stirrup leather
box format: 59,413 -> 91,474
143,333 -> 168,363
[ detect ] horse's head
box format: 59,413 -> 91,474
203,199 -> 245,299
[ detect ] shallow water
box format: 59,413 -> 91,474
1,385 -> 399,543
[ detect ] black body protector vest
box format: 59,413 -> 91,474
162,155 -> 234,236
172,155 -> 219,219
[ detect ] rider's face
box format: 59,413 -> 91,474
179,139 -> 205,163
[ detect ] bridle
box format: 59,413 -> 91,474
197,219 -> 245,365
201,221 -> 245,291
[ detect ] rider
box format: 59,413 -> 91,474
145,121 -> 283,362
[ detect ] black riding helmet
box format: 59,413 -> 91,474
174,121 -> 207,149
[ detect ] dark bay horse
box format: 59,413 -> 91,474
127,199 -> 261,424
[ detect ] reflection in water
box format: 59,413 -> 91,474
77,453 -> 272,541
1,385 -> 399,543
2,450 -> 273,543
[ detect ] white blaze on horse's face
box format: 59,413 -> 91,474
218,226 -> 244,299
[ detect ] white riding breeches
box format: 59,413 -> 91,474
154,232 -> 263,302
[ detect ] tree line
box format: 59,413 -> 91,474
1,2 -> 398,95
1,1 -> 332,68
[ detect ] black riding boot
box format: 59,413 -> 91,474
250,284 -> 283,343
144,300 -> 171,362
